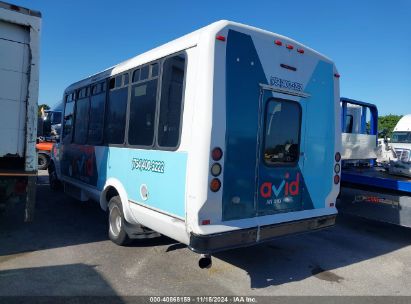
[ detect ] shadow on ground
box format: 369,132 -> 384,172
0,174 -> 175,257
214,215 -> 411,289
0,263 -> 123,298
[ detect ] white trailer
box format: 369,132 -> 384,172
0,1 -> 41,221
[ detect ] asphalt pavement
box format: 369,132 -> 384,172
1,171 -> 411,297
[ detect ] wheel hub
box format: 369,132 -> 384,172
109,206 -> 122,237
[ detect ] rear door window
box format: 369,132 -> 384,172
263,99 -> 301,166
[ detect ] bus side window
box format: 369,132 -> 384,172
63,93 -> 75,143
74,87 -> 90,144
132,69 -> 140,82
128,79 -> 158,146
140,65 -> 149,80
105,80 -> 128,144
123,73 -> 129,86
157,53 -> 186,148
88,82 -> 106,145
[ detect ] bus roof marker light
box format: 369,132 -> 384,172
286,44 -> 294,50
274,40 -> 283,46
334,73 -> 340,78
216,35 -> 226,42
201,219 -> 211,225
297,48 -> 304,54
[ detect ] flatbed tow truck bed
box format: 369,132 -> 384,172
339,166 -> 411,227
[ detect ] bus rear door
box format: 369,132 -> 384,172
256,88 -> 310,215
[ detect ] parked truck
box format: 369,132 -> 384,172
338,98 -> 411,227
390,114 -> 411,153
37,107 -> 62,170
0,1 -> 41,221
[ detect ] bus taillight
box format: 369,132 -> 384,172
335,152 -> 341,162
211,163 -> 222,177
334,175 -> 340,185
212,147 -> 223,161
210,178 -> 221,192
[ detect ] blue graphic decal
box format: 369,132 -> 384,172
301,61 -> 335,209
223,30 -> 268,221
107,148 -> 187,218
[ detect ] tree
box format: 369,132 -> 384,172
378,114 -> 402,137
38,104 -> 50,117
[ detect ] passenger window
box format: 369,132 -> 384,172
128,79 -> 158,146
74,94 -> 90,144
140,65 -> 149,80
78,87 -> 87,99
132,69 -> 140,82
115,75 -> 122,88
109,78 -> 115,89
157,54 -> 186,148
151,63 -> 159,77
92,84 -> 100,95
105,86 -> 128,144
263,99 -> 301,165
88,83 -> 106,144
62,93 -> 75,143
124,73 -> 129,86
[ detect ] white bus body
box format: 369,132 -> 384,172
50,20 -> 340,254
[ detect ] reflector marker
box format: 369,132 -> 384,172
280,63 -> 297,72
216,35 -> 226,41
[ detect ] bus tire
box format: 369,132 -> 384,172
48,161 -> 62,191
108,196 -> 130,246
38,154 -> 49,170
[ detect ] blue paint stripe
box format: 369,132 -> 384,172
342,172 -> 411,192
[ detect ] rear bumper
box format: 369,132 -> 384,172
189,215 -> 336,254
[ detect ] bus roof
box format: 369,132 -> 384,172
65,20 -> 333,93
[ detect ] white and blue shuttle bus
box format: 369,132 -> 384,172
50,20 -> 341,265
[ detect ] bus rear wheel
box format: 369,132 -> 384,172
38,154 -> 49,170
48,161 -> 62,191
108,196 -> 130,246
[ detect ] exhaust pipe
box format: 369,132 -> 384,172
198,254 -> 212,269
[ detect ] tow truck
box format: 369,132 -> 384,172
338,98 -> 411,227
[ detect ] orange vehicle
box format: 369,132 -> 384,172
36,140 -> 53,170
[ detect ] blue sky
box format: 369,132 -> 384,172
13,0 -> 411,115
